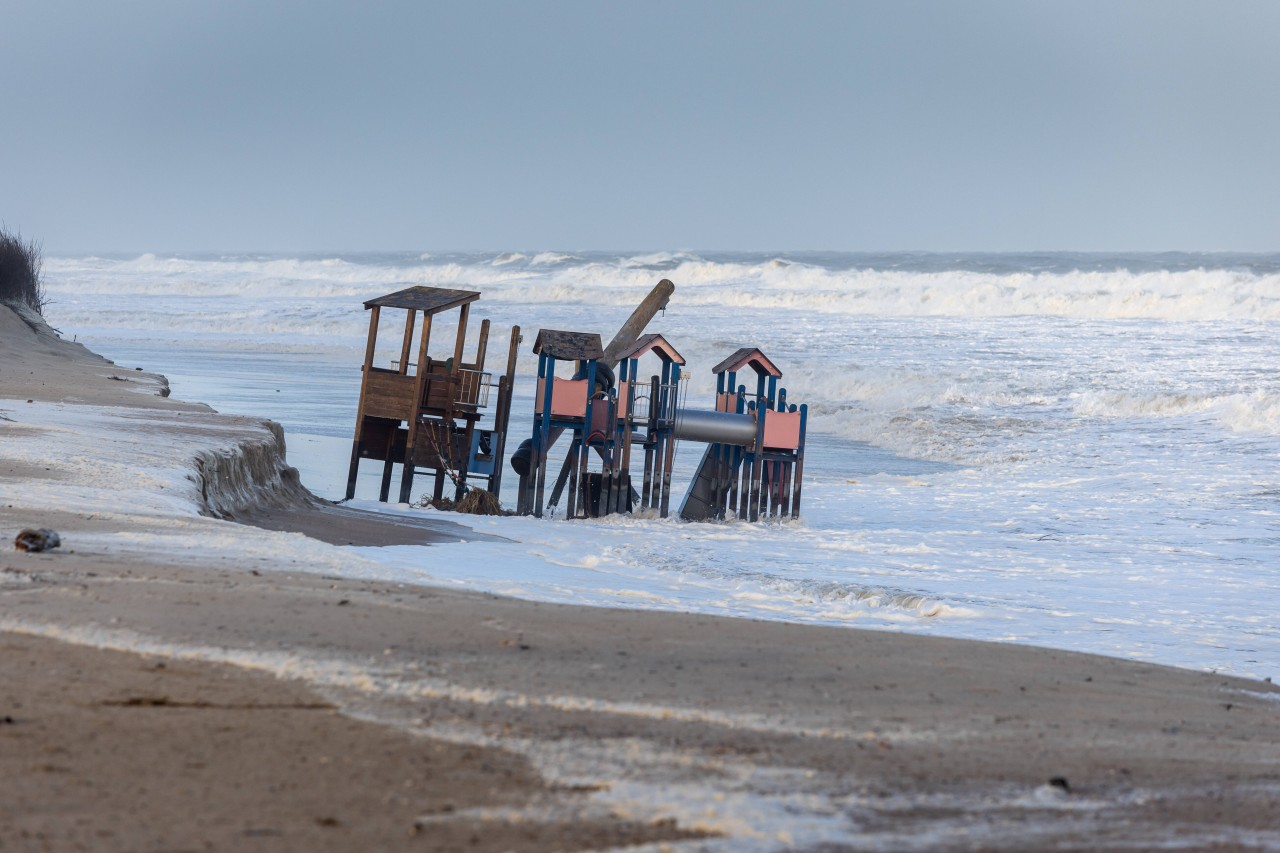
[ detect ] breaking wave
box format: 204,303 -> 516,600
44,251 -> 1280,322
1074,390 -> 1280,435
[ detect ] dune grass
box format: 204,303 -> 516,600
0,228 -> 46,314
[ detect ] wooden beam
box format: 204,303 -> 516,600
345,305 -> 382,500
452,303 -> 470,369
399,312 -> 433,503
398,309 -> 416,374
473,318 -> 490,373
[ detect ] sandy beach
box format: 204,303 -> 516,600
3,301 -> 1280,851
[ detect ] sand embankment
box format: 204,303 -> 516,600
2,303 -> 1279,851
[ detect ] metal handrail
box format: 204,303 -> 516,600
454,368 -> 495,409
392,361 -> 495,410
630,377 -> 684,421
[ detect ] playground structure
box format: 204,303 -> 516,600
676,347 -> 807,522
516,328 -> 618,519
344,286 -> 519,505
515,332 -> 808,522
617,333 -> 685,518
342,278 -> 807,523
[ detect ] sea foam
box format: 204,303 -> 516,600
37,250 -> 1280,678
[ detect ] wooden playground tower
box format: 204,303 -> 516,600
344,286 -> 519,505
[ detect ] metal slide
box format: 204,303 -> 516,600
678,443 -> 741,521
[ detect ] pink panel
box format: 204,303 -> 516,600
763,410 -> 802,450
611,381 -> 628,419
534,378 -> 589,418
590,399 -> 614,437
716,392 -> 737,413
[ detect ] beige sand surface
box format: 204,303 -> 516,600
2,302 -> 1279,851
0,632 -> 703,852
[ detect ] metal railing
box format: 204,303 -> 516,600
389,361 -> 495,410
454,368 -> 495,410
630,377 -> 684,422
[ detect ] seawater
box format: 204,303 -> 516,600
41,251 -> 1280,677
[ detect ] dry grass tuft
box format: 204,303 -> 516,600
416,488 -> 506,516
0,228 -> 45,314
456,488 -> 503,515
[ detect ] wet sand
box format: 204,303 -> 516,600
232,500 -> 509,547
0,632 -> 703,851
2,302 -> 1279,851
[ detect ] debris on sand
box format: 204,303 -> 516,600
15,528 -> 61,552
415,488 -> 506,516
456,488 -> 503,515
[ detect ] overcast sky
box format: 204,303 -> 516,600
2,1 -> 1277,253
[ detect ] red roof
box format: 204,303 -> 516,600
711,347 -> 781,378
613,333 -> 686,365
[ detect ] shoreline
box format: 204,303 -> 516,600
3,302 -> 1280,850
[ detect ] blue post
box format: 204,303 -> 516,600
792,403 -> 808,518
533,352 -> 557,517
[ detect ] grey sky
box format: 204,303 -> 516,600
2,1 -> 1277,253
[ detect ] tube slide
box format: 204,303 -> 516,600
672,408 -> 756,446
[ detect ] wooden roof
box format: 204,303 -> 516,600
614,333 -> 686,365
532,329 -> 605,361
711,347 -> 781,378
363,286 -> 481,314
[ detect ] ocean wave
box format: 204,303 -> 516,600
529,251 -> 579,266
802,404 -> 1039,466
1074,390 -> 1280,435
619,251 -> 703,270
45,254 -> 1280,321
727,572 -> 980,620
44,254 -> 546,298
659,265 -> 1280,322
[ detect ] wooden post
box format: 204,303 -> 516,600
642,376 -> 659,508
489,325 -> 521,498
447,304 -> 471,500
641,447 -> 655,510
780,459 -> 793,518
473,318 -> 490,372
399,310 -> 416,374
451,303 -> 469,367
572,360 -> 598,517
345,305 -> 381,500
398,312 -> 432,504
566,438 -> 581,518
748,399 -> 765,522
659,408 -> 676,518
791,404 -> 807,518
532,354 -> 555,518
379,429 -> 396,502
615,358 -> 634,510
601,279 -> 674,367
727,387 -> 745,517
